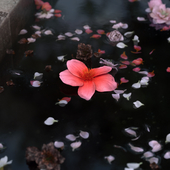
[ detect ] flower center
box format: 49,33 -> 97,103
43,151 -> 55,163
81,69 -> 94,81
160,9 -> 168,17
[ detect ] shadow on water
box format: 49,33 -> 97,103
1,0 -> 170,170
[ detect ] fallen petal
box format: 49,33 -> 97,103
75,29 -> 83,34
165,133 -> 170,143
147,157 -> 159,164
112,93 -> 120,101
164,151 -> 170,159
54,141 -> 64,148
104,155 -> 115,164
114,89 -> 127,94
124,127 -> 137,137
44,117 -> 58,125
27,38 -> 36,44
34,72 -> 43,80
132,82 -> 141,89
44,30 -> 53,35
127,162 -> 142,169
128,143 -> 144,153
65,32 -> 73,37
83,25 -> 91,30
79,131 -> 89,139
30,80 -> 41,87
137,17 -> 146,21
133,67 -> 141,72
124,31 -> 134,38
70,141 -> 81,151
166,67 -> 170,72
120,51 -> 128,59
142,151 -> 154,159
116,42 -> 127,48
97,29 -> 105,34
19,29 -> 27,35
85,29 -> 93,34
66,134 -> 77,141
55,100 -> 68,107
70,37 -> 80,41
123,93 -> 132,100
120,77 -> 129,84
133,101 -> 144,108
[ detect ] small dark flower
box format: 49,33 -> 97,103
150,162 -> 160,170
76,43 -> 93,61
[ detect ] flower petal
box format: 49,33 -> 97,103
59,70 -> 84,86
93,74 -> 117,92
78,81 -> 95,100
67,59 -> 88,78
91,66 -> 112,77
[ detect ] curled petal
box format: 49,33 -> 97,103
67,59 -> 88,78
78,81 -> 95,100
59,70 -> 84,86
91,66 -> 112,77
93,74 -> 117,92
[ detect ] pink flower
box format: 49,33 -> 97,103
59,59 -> 117,100
148,0 -> 162,10
150,4 -> 170,24
42,2 -> 52,11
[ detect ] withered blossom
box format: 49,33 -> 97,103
76,43 -> 93,61
107,30 -> 124,42
18,38 -> 28,44
25,50 -> 34,57
150,162 -> 160,170
6,80 -> 15,86
6,49 -> 15,55
26,142 -> 65,170
45,65 -> 52,72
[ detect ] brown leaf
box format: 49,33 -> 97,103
6,80 -> 15,86
18,38 -> 28,44
0,86 -> 4,93
6,49 -> 15,55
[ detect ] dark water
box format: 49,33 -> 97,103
1,0 -> 170,169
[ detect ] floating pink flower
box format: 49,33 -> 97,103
59,59 -> 117,100
148,0 -> 162,10
150,4 -> 170,25
166,67 -> 170,72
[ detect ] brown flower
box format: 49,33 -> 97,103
76,43 -> 93,61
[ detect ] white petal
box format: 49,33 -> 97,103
132,35 -> 140,42
112,93 -> 120,101
140,77 -> 149,85
104,155 -> 115,164
124,31 -> 134,38
147,157 -> 159,164
132,82 -> 141,89
55,100 -> 68,107
57,55 -> 65,62
167,37 -> 170,43
127,162 -> 142,169
145,8 -> 151,13
44,117 -> 58,125
122,23 -> 128,29
65,32 -> 73,37
123,93 -> 132,100
30,80 -> 41,87
49,9 -> 54,13
142,151 -> 154,158
133,101 -> 144,108
164,151 -> 170,159
57,35 -> 66,40
79,131 -> 89,139
0,156 -> 7,166
137,17 -> 146,21
149,140 -> 162,152
114,89 -> 127,94
35,31 -> 42,36
83,25 -> 91,29
128,143 -> 144,153
32,25 -> 41,30
70,37 -> 80,41
0,143 -> 3,149
138,71 -> 148,75
124,168 -> 133,170
70,141 -> 81,151
27,38 -> 36,44
38,13 -> 47,18
45,13 -> 54,19
19,29 -> 27,35
116,42 -> 127,48
54,141 -> 64,148
75,29 -> 83,34
66,134 -> 77,141
44,30 -> 53,35
34,72 -> 43,79
124,128 -> 137,137
110,20 -> 116,23
165,133 -> 170,143
6,160 -> 12,165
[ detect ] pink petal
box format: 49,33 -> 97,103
133,67 -> 141,72
147,71 -> 155,77
90,34 -> 101,39
85,29 -> 93,34
93,74 -> 117,92
59,70 -> 84,86
120,77 -> 129,84
98,49 -> 105,54
134,45 -> 141,52
166,67 -> 170,72
119,65 -> 127,69
97,29 -> 105,34
67,59 -> 88,78
91,66 -> 112,77
78,81 -> 95,100
149,49 -> 155,55
120,52 -> 128,59
131,58 -> 143,65
120,61 -> 130,65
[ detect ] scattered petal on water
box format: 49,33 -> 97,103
147,157 -> 159,164
44,117 -> 58,125
18,38 -> 28,44
75,29 -> 83,34
70,141 -> 81,151
164,151 -> 170,159
131,135 -> 141,141
167,37 -> 170,43
137,17 -> 146,21
124,31 -> 134,38
70,37 -> 80,41
149,140 -> 162,152
121,61 -> 130,65
90,34 -> 101,39
54,141 -> 64,148
57,35 -> 66,40
132,82 -> 141,89
83,25 -> 91,30
140,77 -> 149,86
32,25 -> 41,30
112,93 -> 120,101
149,49 -> 155,55
109,20 -> 116,23
30,80 -> 41,87
128,143 -> 144,153
114,89 -> 126,94
104,155 -> 115,164
124,128 -> 137,137
0,143 -> 3,149
145,8 -> 151,13
55,100 -> 68,107
120,77 -> 129,84
138,71 -> 148,75
0,156 -> 12,167
57,55 -> 66,62
85,29 -> 93,34
165,133 -> 170,143
123,93 -> 132,100
166,67 -> 170,72
44,30 -> 53,35
127,162 -> 142,169
19,29 -> 27,35
34,72 -> 43,80
66,134 -> 77,141
27,38 -> 36,44
60,97 -> 71,102
147,71 -> 155,77
119,65 -> 127,69
116,42 -> 127,48
120,51 -> 128,59
133,67 -> 141,72
133,101 -> 144,108
142,151 -> 154,159
79,131 -> 89,139
132,35 -> 140,43
65,32 -> 73,37
132,58 -> 143,65
97,29 -> 105,34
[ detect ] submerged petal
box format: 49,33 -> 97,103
91,66 -> 112,77
93,74 -> 117,92
67,59 -> 88,78
59,70 -> 84,86
78,81 -> 95,100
